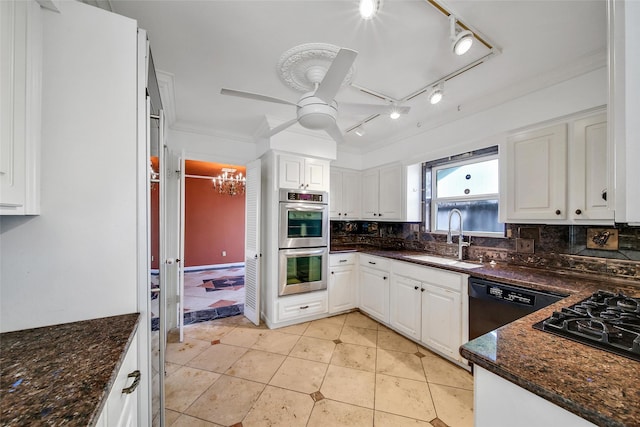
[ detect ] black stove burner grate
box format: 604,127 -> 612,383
533,290 -> 640,362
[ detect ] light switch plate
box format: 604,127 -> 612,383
516,238 -> 535,253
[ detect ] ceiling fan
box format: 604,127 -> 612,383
220,48 -> 410,143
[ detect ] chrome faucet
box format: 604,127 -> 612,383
447,209 -> 470,261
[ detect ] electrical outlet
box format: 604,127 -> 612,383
222,251 -> 227,257
516,238 -> 535,254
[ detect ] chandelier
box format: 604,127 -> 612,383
212,168 -> 246,196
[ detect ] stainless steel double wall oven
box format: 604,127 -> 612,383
278,189 -> 329,296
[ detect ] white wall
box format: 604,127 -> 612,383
339,67 -> 607,170
0,1 -> 139,332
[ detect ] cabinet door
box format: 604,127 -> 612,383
390,275 -> 421,340
329,266 -> 356,313
100,332 -> 139,427
305,158 -> 329,191
570,113 -> 613,221
504,124 -> 567,221
361,169 -> 379,219
359,267 -> 389,323
279,155 -> 304,189
341,170 -> 361,219
421,284 -> 462,361
378,165 -> 402,220
329,169 -> 343,219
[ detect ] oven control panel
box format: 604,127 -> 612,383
487,286 -> 535,306
280,189 -> 326,203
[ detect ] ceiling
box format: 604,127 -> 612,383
106,0 -> 607,153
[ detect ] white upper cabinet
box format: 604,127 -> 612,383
501,111 -> 613,225
570,113 -> 613,222
330,168 -> 361,220
503,124 -> 568,221
278,155 -> 329,191
0,0 -> 42,215
362,164 -> 402,220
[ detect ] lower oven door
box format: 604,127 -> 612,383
279,247 -> 328,296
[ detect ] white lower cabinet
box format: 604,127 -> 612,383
421,283 -> 463,361
329,253 -> 357,314
388,260 -> 468,364
95,332 -> 139,427
277,291 -> 328,323
389,274 -> 422,341
358,255 -> 390,323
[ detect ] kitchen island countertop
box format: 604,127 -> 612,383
333,246 -> 640,427
0,313 -> 140,426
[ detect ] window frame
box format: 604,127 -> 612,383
425,152 -> 504,238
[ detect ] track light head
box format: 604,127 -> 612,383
449,15 -> 474,56
428,83 -> 444,105
355,125 -> 366,136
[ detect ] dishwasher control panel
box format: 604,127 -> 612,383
487,286 -> 535,306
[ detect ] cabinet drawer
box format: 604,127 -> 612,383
278,292 -> 328,321
330,253 -> 356,266
359,254 -> 390,270
394,260 -> 467,293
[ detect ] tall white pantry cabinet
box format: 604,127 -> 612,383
0,1 -> 152,425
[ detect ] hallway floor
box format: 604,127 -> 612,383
155,311 -> 474,427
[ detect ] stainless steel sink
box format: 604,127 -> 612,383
403,254 -> 482,269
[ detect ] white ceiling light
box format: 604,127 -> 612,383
389,105 -> 401,120
428,83 -> 444,105
359,0 -> 380,20
450,15 -> 474,56
354,125 -> 366,136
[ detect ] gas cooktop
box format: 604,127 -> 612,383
533,290 -> 640,362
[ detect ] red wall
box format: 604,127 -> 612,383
184,161 -> 246,267
149,159 -> 245,269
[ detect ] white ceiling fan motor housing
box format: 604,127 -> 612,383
297,93 -> 338,130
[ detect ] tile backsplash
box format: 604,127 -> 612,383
330,221 -> 640,279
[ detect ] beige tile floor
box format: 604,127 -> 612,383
154,311 -> 474,427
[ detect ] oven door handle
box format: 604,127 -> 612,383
287,205 -> 326,211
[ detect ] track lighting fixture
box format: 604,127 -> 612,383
428,83 -> 444,105
359,0 -> 381,20
449,15 -> 474,56
354,125 -> 366,136
389,105 -> 401,120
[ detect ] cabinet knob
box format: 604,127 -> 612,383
383,276 -> 387,280
373,213 -> 378,216
555,209 -> 561,215
379,213 -> 383,217
575,209 -> 582,215
421,288 -> 425,292
331,271 -> 334,275
304,184 -> 309,189
414,286 -> 419,290
338,213 -> 342,216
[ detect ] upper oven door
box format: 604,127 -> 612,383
279,202 -> 328,248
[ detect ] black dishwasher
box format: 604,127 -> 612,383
468,277 -> 565,340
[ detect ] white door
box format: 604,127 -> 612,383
244,159 -> 261,325
178,154 -> 186,341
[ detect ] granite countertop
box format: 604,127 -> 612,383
0,313 -> 140,426
332,246 -> 640,427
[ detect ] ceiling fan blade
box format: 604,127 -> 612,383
264,118 -> 299,138
339,102 -> 411,116
324,122 -> 345,144
313,48 -> 358,104
220,88 -> 297,106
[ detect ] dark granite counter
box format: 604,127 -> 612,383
333,247 -> 640,427
0,313 -> 140,426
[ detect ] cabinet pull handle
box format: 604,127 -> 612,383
414,286 -> 419,290
555,209 -> 561,215
575,209 -> 582,215
300,305 -> 309,309
339,259 -> 347,263
304,184 -> 309,189
368,261 -> 376,265
122,370 -> 141,394
602,189 -> 607,201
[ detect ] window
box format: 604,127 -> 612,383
424,148 -> 503,237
